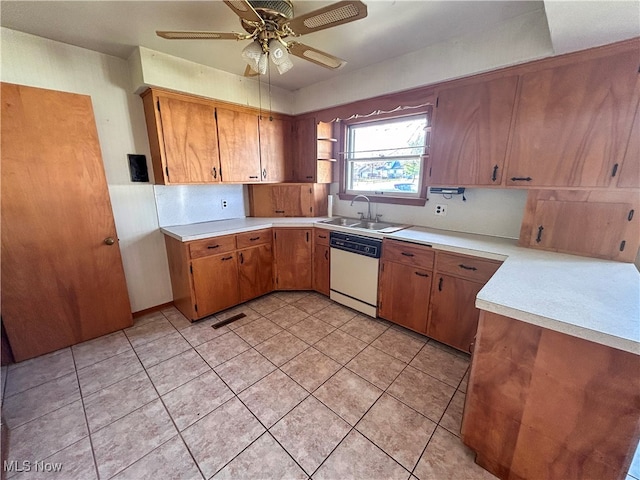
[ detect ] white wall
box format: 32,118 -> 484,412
331,186 -> 528,239
129,47 -> 294,115
292,9 -> 553,114
0,27 -> 172,312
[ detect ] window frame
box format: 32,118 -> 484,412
337,107 -> 431,206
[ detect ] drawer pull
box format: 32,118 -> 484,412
249,236 -> 260,241
510,176 -> 532,182
207,245 -> 220,249
249,176 -> 259,179
415,272 -> 429,278
458,264 -> 478,271
275,210 -> 285,214
401,252 -> 414,257
319,235 -> 327,239
221,256 -> 233,261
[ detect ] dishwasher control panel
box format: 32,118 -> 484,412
329,231 -> 382,258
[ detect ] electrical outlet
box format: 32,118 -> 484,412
221,199 -> 228,209
435,204 -> 447,216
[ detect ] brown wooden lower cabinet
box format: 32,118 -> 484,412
462,311 -> 640,480
238,244 -> 273,302
427,274 -> 482,352
192,252 -> 240,317
313,244 -> 330,296
273,228 -> 312,290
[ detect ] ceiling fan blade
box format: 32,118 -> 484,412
156,31 -> 244,40
244,64 -> 261,77
223,0 -> 264,25
284,0 -> 367,35
288,42 -> 346,70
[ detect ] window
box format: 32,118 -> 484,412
340,110 -> 430,204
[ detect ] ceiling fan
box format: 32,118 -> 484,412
157,0 -> 368,76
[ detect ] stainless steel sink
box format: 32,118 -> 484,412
352,221 -> 394,231
320,217 -> 362,227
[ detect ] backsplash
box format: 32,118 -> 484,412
154,184 -> 247,227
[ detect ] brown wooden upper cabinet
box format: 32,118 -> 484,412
142,91 -> 221,184
429,76 -> 518,186
292,117 -> 334,183
506,50 -> 640,188
141,88 -> 291,185
617,107 -> 640,188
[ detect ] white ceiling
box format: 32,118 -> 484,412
0,1 -> 637,91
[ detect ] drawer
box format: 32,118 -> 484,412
383,239 -> 435,269
189,235 -> 236,259
435,252 -> 502,283
314,228 -> 330,246
236,229 -> 271,249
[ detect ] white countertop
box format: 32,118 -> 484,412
161,218 -> 640,354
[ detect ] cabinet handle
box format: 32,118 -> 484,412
239,252 -> 244,264
249,236 -> 260,241
415,272 -> 429,277
535,226 -> 544,243
628,209 -> 634,221
207,245 -> 220,249
458,264 -> 478,271
275,210 -> 285,214
212,167 -> 217,179
611,163 -> 619,177
469,341 -> 475,354
249,176 -> 259,179
510,176 -> 532,182
438,277 -> 443,291
263,168 -> 267,179
491,165 -> 498,182
306,232 -> 310,242
319,235 -> 327,239
306,176 -> 313,179
325,250 -> 329,260
221,256 -> 233,261
620,240 -> 626,252
401,252 -> 414,257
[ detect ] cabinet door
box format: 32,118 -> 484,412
617,107 -> 640,188
274,229 -> 312,290
191,253 -> 239,318
158,96 -> 220,184
427,274 -> 482,352
313,244 -> 330,296
506,50 -> 639,187
378,261 -> 431,334
217,108 -> 261,182
259,116 -> 290,182
293,117 -> 317,182
430,76 -> 518,185
526,199 -> 638,262
238,244 -> 273,302
273,185 -> 309,216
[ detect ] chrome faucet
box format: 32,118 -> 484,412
350,194 -> 372,221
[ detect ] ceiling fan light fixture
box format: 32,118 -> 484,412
268,39 -> 293,74
241,41 -> 265,73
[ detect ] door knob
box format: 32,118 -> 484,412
104,237 -> 115,245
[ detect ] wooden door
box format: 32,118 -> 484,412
506,50 -> 639,187
527,199 -> 638,262
430,76 -> 518,185
1,83 -> 132,361
617,107 -> 640,188
217,108 -> 261,182
313,244 -> 330,296
427,274 -> 482,352
238,244 -> 274,302
293,117 -> 317,182
158,96 -> 220,183
273,229 -> 312,290
191,253 -> 239,317
259,116 -> 290,182
378,261 -> 431,334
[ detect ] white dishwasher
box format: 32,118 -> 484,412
329,231 -> 382,317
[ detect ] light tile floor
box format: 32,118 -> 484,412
1,291 -> 638,480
